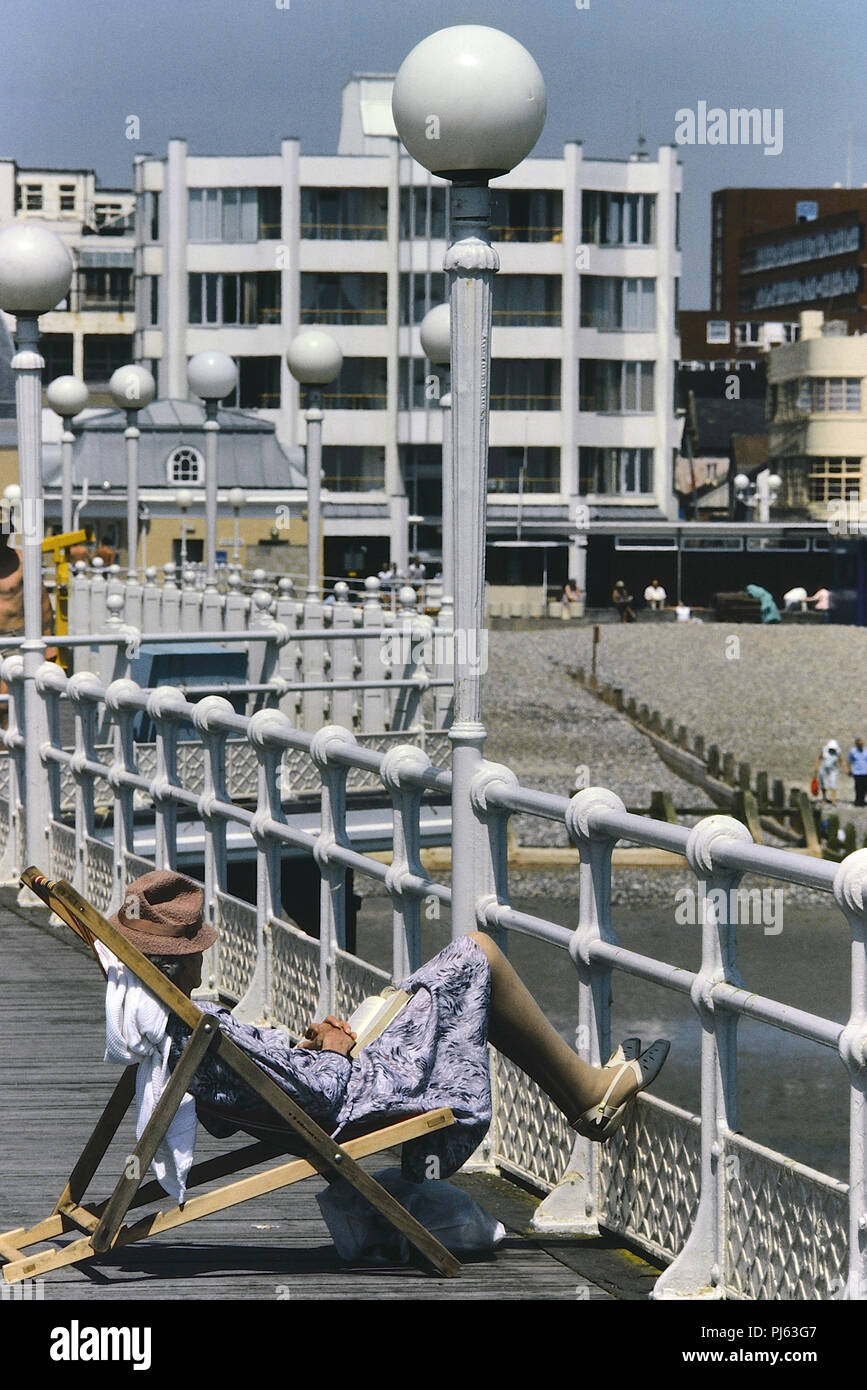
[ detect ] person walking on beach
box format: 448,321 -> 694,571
611,580 -> 636,623
814,739 -> 840,805
848,737 -> 867,807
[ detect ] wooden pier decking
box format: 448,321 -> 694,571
0,891 -> 662,1301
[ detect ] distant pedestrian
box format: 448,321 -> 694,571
848,737 -> 867,807
611,580 -> 636,623
561,578 -> 581,618
406,555 -> 426,585
643,579 -> 666,610
782,586 -> 808,613
807,587 -> 831,612
814,739 -> 840,805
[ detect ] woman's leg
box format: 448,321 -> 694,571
468,932 -> 634,1122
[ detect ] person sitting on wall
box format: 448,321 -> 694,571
611,580 -> 636,623
104,870 -> 671,1195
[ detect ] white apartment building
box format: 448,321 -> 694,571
0,162 -> 135,396
768,310 -> 867,520
135,77 -> 682,589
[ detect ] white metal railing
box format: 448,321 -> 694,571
2,655 -> 866,1299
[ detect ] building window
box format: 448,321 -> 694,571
491,359 -> 561,410
489,189 -> 563,242
302,187 -> 388,240
809,377 -> 862,413
79,268 -> 133,310
487,447 -> 559,493
579,447 -> 654,495
300,357 -> 386,410
735,321 -> 762,346
166,447 -> 204,485
399,185 -> 449,240
234,357 -> 281,409
581,192 -> 656,246
301,273 -> 387,325
808,458 -> 862,503
322,446 -> 385,492
82,334 -> 133,386
581,276 -> 655,330
399,271 -> 447,325
188,187 -> 280,242
493,275 -> 561,327
706,320 -> 731,344
796,200 -> 819,223
188,272 -> 281,326
59,184 -> 76,212
579,360 -> 654,412
23,184 -> 43,210
142,191 -> 159,242
398,358 -> 449,410
39,334 -> 74,383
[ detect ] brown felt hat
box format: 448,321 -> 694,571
109,869 -> 217,956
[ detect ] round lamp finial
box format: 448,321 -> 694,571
227,487 -> 247,510
420,303 -> 451,365
286,330 -> 343,385
108,363 -> 156,412
733,473 -> 750,491
46,375 -> 89,419
0,222 -> 74,314
187,351 -> 239,402
175,488 -> 194,511
392,26 -> 546,180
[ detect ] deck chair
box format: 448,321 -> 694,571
0,868 -> 460,1284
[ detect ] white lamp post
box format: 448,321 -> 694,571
0,221 -> 73,886
175,487 -> 194,570
227,486 -> 246,566
734,469 -> 782,523
46,375 -> 88,535
187,351 -> 239,590
286,330 -> 343,598
419,303 -> 452,600
108,363 -> 156,582
393,26 -> 546,939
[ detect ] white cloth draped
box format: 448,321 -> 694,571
95,941 -> 197,1201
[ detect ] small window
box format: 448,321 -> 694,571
706,320 -> 730,344
166,447 -> 204,485
24,185 -> 43,210
59,184 -> 76,212
796,200 -> 818,223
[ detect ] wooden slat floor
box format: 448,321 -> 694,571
0,895 -> 662,1301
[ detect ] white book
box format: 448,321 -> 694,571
347,987 -> 412,1057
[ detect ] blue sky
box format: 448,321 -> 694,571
1,0 -> 864,304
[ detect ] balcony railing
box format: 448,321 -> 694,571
323,475 -> 386,491
301,222 -> 388,241
490,393 -> 561,411
320,392 -> 387,410
492,309 -> 561,328
300,307 -> 387,325
488,476 -> 560,493
490,226 -> 563,243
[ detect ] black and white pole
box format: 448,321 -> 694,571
46,375 -> 88,535
393,26 -> 546,939
286,331 -> 343,599
188,351 -> 239,592
109,364 -> 156,582
0,222 -> 74,891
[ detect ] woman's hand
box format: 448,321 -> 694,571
297,1015 -> 356,1055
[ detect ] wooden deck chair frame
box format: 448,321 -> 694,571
0,868 -> 460,1284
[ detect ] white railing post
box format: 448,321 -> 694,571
362,578 -> 388,734
104,678 -> 142,912
141,566 -> 161,632
329,583 -> 356,731
192,695 -> 234,999
67,671 -> 102,896
0,654 -> 25,879
434,593 -> 455,732
301,593 -> 326,731
531,786 -> 625,1233
833,850 -> 867,1301
146,686 -> 188,870
380,744 -> 431,979
237,708 -> 290,1021
653,813 -> 752,1300
37,661 -> 68,845
309,724 -> 355,1018
180,568 -> 201,633
161,563 -> 181,630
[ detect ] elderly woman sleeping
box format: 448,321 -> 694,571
102,870 -> 670,1197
